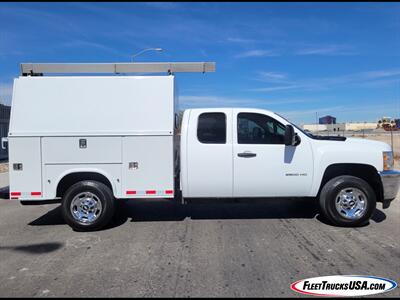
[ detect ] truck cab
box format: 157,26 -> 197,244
180,108 -> 399,226
180,108 -> 313,198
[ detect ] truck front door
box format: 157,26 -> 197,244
233,110 -> 313,197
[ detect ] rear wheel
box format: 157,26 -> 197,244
61,180 -> 115,231
319,175 -> 376,227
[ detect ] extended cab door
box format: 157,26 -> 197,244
184,109 -> 233,197
233,109 -> 313,197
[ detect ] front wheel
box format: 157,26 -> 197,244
61,180 -> 115,231
319,175 -> 376,227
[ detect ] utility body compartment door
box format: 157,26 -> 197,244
122,136 -> 174,198
8,137 -> 42,199
42,136 -> 122,164
41,136 -> 123,199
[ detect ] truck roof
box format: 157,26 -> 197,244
9,75 -> 177,137
186,107 -> 275,115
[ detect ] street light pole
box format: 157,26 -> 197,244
132,48 -> 163,62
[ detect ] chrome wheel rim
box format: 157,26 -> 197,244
335,187 -> 367,220
70,192 -> 102,224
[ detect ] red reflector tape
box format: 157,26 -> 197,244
126,190 -> 137,195
165,190 -> 174,195
11,192 -> 21,196
146,190 -> 156,195
31,192 -> 41,196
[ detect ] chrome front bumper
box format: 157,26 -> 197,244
379,170 -> 400,201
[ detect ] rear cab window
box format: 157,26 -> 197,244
197,112 -> 226,144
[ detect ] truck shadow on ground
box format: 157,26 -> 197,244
0,242 -> 63,254
29,197 -> 387,230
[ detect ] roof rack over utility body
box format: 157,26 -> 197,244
20,62 -> 216,76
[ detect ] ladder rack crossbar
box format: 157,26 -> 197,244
20,62 -> 216,76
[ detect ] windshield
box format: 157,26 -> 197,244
273,112 -> 314,138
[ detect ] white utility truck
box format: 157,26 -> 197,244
7,62 -> 400,231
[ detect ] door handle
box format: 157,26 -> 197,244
237,152 -> 257,158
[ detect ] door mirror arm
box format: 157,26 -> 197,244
294,133 -> 301,146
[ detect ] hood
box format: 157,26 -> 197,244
345,137 -> 392,151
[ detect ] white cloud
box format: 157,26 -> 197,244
258,71 -> 287,80
295,45 -> 357,56
234,50 -> 279,58
362,69 -> 400,79
144,2 -> 182,10
180,95 -> 256,107
180,95 -> 308,108
60,40 -> 126,57
250,85 -> 303,92
280,106 -> 345,117
0,83 -> 13,105
227,37 -> 255,43
252,68 -> 400,93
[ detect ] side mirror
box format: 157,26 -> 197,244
284,125 -> 296,146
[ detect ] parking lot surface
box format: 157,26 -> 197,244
0,184 -> 399,297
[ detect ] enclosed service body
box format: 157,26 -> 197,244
9,75 -> 178,200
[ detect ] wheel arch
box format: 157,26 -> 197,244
56,170 -> 116,198
318,163 -> 383,202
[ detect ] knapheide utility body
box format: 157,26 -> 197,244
7,62 -> 400,230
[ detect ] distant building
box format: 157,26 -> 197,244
344,122 -> 377,131
303,123 -> 344,133
319,115 -> 336,124
303,122 -> 377,133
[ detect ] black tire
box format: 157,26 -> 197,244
61,180 -> 115,231
319,175 -> 376,227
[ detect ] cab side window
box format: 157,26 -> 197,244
238,113 -> 285,144
197,112 -> 226,144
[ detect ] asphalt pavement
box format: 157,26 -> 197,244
0,174 -> 399,297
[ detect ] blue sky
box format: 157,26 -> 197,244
0,2 -> 399,124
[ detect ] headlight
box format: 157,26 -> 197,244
383,151 -> 394,171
